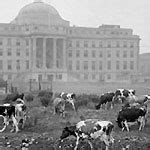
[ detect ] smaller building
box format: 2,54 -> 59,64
139,53 -> 150,82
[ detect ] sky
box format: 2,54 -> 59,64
0,0 -> 150,54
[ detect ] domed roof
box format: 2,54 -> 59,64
11,0 -> 69,26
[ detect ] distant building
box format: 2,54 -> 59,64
0,0 -> 140,83
139,53 -> 150,82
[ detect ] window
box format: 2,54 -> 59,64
83,61 -> 88,70
76,50 -> 80,57
92,61 -> 96,70
76,41 -> 80,48
16,60 -> 20,70
83,74 -> 88,80
92,74 -> 96,80
26,60 -> 29,69
107,61 -> 111,70
123,61 -> 127,70
26,48 -> 29,56
16,49 -> 20,56
116,41 -> 120,47
107,74 -> 111,80
99,61 -> 103,70
7,48 -> 11,56
58,74 -> 62,80
92,41 -> 95,48
0,49 -> 3,56
68,50 -> 72,57
25,39 -> 29,46
107,41 -> 111,48
92,50 -> 96,58
76,60 -> 80,70
38,74 -> 42,81
123,50 -> 127,58
7,38 -> 12,46
116,50 -> 120,58
99,51 -> 103,57
68,60 -> 72,70
107,51 -> 111,58
16,39 -> 20,46
47,74 -> 53,81
130,50 -> 134,57
123,41 -> 127,48
84,50 -> 88,57
0,60 -> 3,70
68,40 -> 72,47
130,61 -> 134,70
130,42 -> 134,48
0,38 -> 3,45
84,41 -> 88,47
116,61 -> 120,70
8,60 -> 12,70
8,74 -> 12,80
99,41 -> 103,47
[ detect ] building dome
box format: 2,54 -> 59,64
11,0 -> 69,26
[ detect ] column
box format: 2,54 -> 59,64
53,38 -> 57,69
43,38 -> 46,69
63,39 -> 66,70
32,37 -> 36,70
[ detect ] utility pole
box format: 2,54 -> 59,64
29,79 -> 32,91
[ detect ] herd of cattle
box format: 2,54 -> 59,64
0,89 -> 150,150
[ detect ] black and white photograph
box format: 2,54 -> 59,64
0,0 -> 150,149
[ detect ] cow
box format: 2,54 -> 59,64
114,89 -> 136,104
59,92 -> 76,111
0,99 -> 27,133
53,97 -> 66,117
59,119 -> 114,150
116,104 -> 147,131
95,92 -> 115,110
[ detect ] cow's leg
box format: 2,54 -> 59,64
0,116 -> 7,132
70,100 -> 76,111
11,115 -> 19,132
139,117 -> 145,131
124,121 -> 129,132
87,140 -> 93,149
74,136 -> 80,150
110,102 -> 114,109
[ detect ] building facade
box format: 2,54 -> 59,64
0,0 -> 140,83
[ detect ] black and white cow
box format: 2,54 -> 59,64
116,104 -> 147,131
53,97 -> 66,117
59,119 -> 114,150
59,92 -> 76,111
114,89 -> 136,104
0,99 -> 27,132
95,92 -> 115,110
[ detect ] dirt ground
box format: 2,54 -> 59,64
0,103 -> 150,150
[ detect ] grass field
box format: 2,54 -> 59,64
0,83 -> 150,150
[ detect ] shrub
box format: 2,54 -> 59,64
25,94 -> 34,102
38,90 -> 53,98
2,92 -> 19,104
40,96 -> 51,107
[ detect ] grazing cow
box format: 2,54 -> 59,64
0,99 -> 27,132
114,89 -> 135,104
53,97 -> 66,117
116,104 -> 147,131
95,92 -> 115,110
0,104 -> 19,132
4,92 -> 24,103
59,119 -> 114,150
59,92 -> 76,111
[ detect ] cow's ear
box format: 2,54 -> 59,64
103,126 -> 106,132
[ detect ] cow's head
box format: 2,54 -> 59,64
60,125 -> 76,140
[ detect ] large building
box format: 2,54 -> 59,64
0,0 -> 140,84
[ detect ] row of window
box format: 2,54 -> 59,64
0,60 -> 29,70
68,40 -> 137,48
68,61 -> 135,71
0,38 -> 29,46
68,50 -> 135,58
0,48 -> 29,56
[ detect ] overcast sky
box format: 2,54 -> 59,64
0,0 -> 150,54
